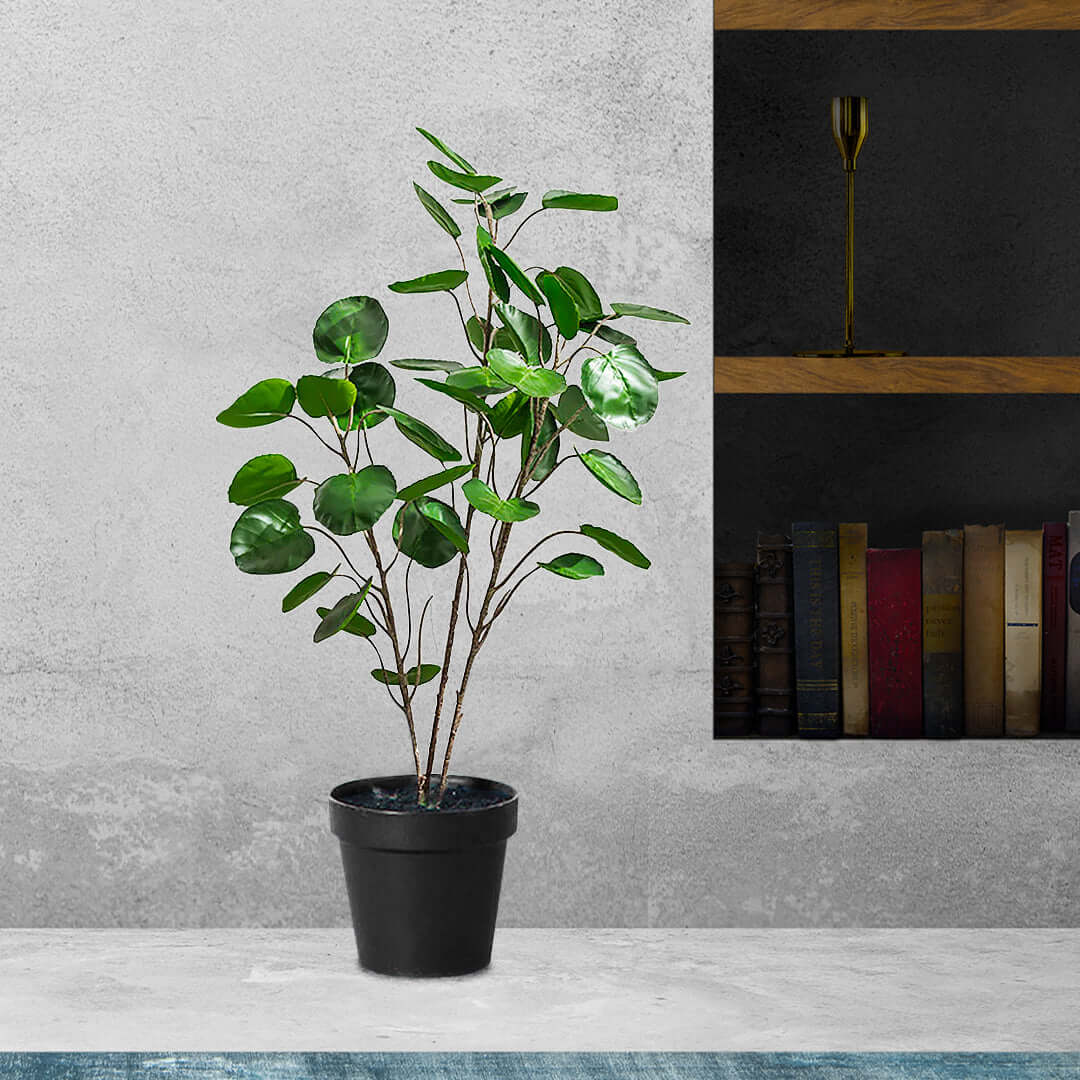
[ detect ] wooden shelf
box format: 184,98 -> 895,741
714,0 -> 1080,30
714,356 -> 1080,394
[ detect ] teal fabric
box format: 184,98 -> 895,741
1,1054 -> 1079,1078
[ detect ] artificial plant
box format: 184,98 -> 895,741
218,128 -> 689,805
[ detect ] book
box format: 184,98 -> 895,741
714,562 -> 756,736
838,523 -> 870,736
1004,530 -> 1042,736
1042,522 -> 1067,733
754,533 -> 795,737
867,548 -> 922,737
1067,511 -> 1080,733
792,522 -> 840,738
963,524 -> 1005,737
922,530 -> 964,738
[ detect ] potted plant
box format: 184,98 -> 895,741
216,128 -> 689,976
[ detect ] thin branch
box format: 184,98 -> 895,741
403,557 -> 415,655
484,565 -> 542,634
304,526 -> 368,582
523,456 -> 570,499
407,595 -> 435,705
449,290 -> 481,359
453,236 -> 480,322
503,207 -> 546,250
364,636 -> 406,713
493,530 -> 578,591
287,414 -> 346,459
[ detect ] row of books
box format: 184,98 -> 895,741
714,518 -> 1080,738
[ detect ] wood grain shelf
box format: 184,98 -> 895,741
714,0 -> 1080,30
714,356 -> 1080,394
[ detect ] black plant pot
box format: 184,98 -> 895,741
328,774 -> 518,977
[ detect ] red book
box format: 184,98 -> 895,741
1042,522 -> 1067,733
867,548 -> 923,737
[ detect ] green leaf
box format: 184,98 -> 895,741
580,524 -> 650,569
494,301 -> 552,364
416,127 -> 476,174
388,269 -> 469,294
313,297 -> 389,364
650,366 -> 685,382
415,377 -> 491,415
486,245 -> 545,306
348,362 -> 396,428
396,464 -> 474,502
537,272 -> 580,339
556,385 -> 608,442
487,348 -> 566,398
579,450 -> 642,504
610,302 -> 690,324
282,565 -> 339,612
476,226 -> 510,304
553,266 -> 604,321
417,497 -> 469,553
580,345 -> 659,430
296,374 -> 357,419
392,498 -> 465,568
445,366 -> 513,396
590,322 -> 637,348
313,466 -> 397,535
461,478 -> 540,523
377,406 -> 461,462
413,182 -> 461,239
427,160 -> 500,192
228,454 -> 302,505
371,664 -> 441,687
542,190 -> 618,212
391,358 -> 464,372
216,379 -> 295,428
522,406 -> 559,482
538,553 -> 605,580
229,499 -> 315,574
314,583 -> 372,643
316,604 -> 376,637
489,389 -> 531,438
465,316 -> 486,352
491,191 -> 528,219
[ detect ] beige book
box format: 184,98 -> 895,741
963,524 -> 1005,736
838,523 -> 869,735
1004,529 -> 1042,736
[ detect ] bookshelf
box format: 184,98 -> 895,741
713,357 -> 1080,394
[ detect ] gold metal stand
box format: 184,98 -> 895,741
796,96 -> 905,358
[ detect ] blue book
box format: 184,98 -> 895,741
792,522 -> 841,737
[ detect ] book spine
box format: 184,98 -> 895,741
838,523 -> 870,736
792,523 -> 840,738
754,533 -> 795,737
1004,530 -> 1042,736
714,562 -> 756,736
1042,522 -> 1067,733
922,530 -> 964,738
963,524 -> 1005,736
867,548 -> 923,738
1067,511 -> 1080,733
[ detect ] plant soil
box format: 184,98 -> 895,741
339,779 -> 512,813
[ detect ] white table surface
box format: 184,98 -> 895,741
1,928 -> 1077,1052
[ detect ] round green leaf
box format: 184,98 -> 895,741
392,499 -> 464,568
486,245 -> 545,306
610,302 -> 690,325
348,362 -> 396,428
556,385 -> 608,442
415,378 -> 491,415
314,585 -> 371,643
579,450 -> 642,505
371,663 -> 441,687
228,454 -> 302,505
316,604 -> 376,637
554,266 -> 603,321
427,160 -> 500,192
581,345 -> 659,430
391,358 -> 464,372
494,301 -> 552,364
313,466 -> 397,535
396,464 -> 474,502
522,407 -> 559,482
216,379 -> 295,428
541,190 -> 618,212
491,191 -> 528,219
416,128 -> 476,174
388,269 -> 469,294
313,297 -> 389,364
487,348 -> 566,399
538,553 -> 605,580
413,182 -> 461,239
377,406 -> 461,463
461,478 -> 540,523
417,498 -> 469,554
580,525 -> 650,569
489,390 -> 531,438
537,272 -> 580,339
282,565 -> 339,612
229,499 -> 315,574
296,374 -> 357,419
445,366 -> 513,396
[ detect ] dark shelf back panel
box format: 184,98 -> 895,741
715,31 -> 1080,356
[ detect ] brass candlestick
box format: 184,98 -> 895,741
796,96 -> 904,358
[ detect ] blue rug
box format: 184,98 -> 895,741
1,1054 -> 1079,1078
